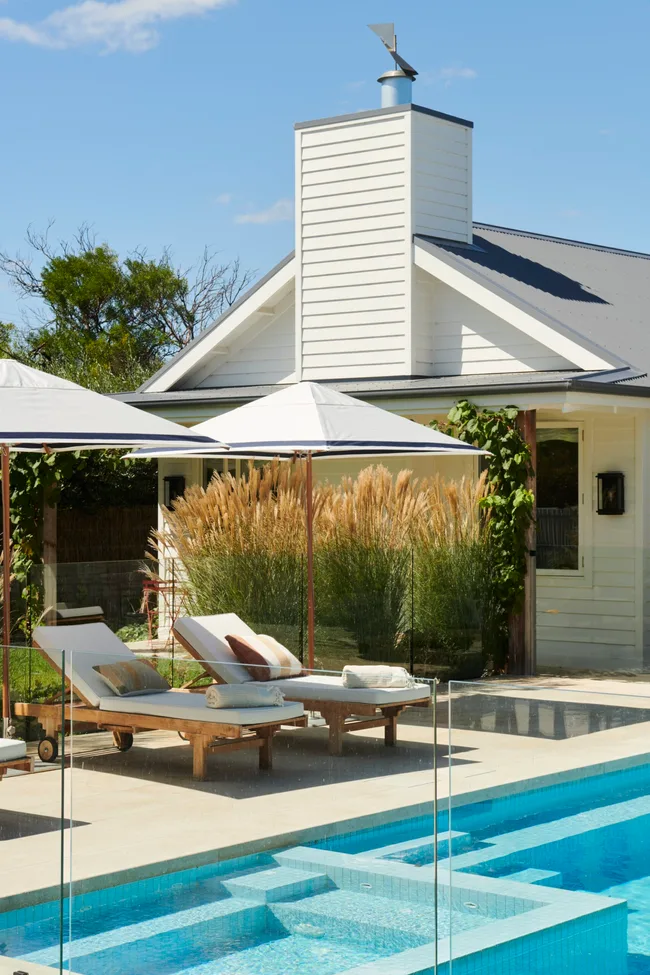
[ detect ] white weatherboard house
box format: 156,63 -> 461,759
120,56 -> 650,674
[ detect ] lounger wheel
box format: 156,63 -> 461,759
178,731 -> 190,742
113,731 -> 133,752
38,736 -> 59,763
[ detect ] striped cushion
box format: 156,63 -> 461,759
93,659 -> 170,697
257,634 -> 304,679
226,633 -> 304,681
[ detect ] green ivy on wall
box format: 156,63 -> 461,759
431,400 -> 534,670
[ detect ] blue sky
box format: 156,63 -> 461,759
0,0 -> 648,325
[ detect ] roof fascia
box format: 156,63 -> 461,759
141,254 -> 295,394
413,239 -> 627,372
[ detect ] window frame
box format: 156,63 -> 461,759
536,420 -> 585,578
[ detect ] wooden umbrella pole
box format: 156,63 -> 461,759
2,445 -> 11,728
305,451 -> 315,671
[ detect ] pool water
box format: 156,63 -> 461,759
4,760 -> 650,974
0,852 -> 489,975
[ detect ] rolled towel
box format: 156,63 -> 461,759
205,683 -> 286,709
342,665 -> 419,689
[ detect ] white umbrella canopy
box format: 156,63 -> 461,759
130,380 -> 483,459
0,359 -> 226,729
130,381 -> 487,670
0,359 -> 225,450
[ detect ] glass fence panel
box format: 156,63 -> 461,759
446,679 -> 650,974
0,645 -> 67,974
57,644 -> 440,975
27,559 -> 152,642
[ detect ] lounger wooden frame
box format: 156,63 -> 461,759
173,629 -> 430,757
15,644 -> 306,781
0,756 -> 33,780
14,700 -> 305,780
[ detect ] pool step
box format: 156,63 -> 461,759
172,929 -> 381,975
504,867 -> 563,887
271,888 -> 433,950
23,897 -> 264,969
222,865 -> 331,903
368,829 -> 473,863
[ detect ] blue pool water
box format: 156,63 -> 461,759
5,760 -> 650,973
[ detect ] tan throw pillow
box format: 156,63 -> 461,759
225,634 -> 273,682
257,634 -> 305,678
93,660 -> 170,697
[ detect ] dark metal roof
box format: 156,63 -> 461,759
117,368 -> 650,410
417,223 -> 650,377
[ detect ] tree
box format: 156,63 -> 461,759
0,224 -> 254,392
0,227 -> 253,617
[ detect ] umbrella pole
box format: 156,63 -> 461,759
306,451 -> 315,671
2,445 -> 11,733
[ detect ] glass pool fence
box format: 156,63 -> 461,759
447,680 -> 650,974
0,643 -> 441,975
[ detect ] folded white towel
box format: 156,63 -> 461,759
342,665 -> 418,689
205,683 -> 286,709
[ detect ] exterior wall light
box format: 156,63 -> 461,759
596,472 -> 625,515
163,475 -> 186,509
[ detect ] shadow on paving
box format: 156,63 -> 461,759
63,727 -> 477,797
0,808 -> 88,840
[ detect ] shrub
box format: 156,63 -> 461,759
153,461 -> 492,671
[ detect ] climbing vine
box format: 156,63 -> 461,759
431,400 -> 534,670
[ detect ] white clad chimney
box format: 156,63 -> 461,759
294,106 -> 473,381
293,34 -> 473,381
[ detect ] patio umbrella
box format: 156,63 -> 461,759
0,359 -> 226,730
129,381 -> 486,669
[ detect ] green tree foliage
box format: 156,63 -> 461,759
0,226 -> 252,618
0,225 -> 253,392
431,400 -> 534,670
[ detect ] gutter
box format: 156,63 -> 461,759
115,375 -> 650,411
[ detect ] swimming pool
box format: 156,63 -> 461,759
3,758 -> 650,974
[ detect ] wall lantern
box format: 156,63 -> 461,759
596,472 -> 625,515
163,475 -> 186,508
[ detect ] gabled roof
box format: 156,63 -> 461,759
417,223 -> 650,378
140,252 -> 295,394
139,220 -> 650,396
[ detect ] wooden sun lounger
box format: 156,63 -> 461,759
173,618 -> 431,757
14,699 -> 304,780
14,630 -> 306,781
0,756 -> 33,781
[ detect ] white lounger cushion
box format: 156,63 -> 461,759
173,615 -> 255,684
251,675 -> 430,706
98,690 -> 303,725
0,738 -> 27,762
33,623 -> 137,707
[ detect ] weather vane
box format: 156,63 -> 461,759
368,23 -> 418,78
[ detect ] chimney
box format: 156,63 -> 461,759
293,26 -> 473,381
369,23 -> 417,107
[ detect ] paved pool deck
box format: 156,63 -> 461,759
3,676 -> 650,908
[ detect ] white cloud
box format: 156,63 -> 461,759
214,192 -> 232,205
439,66 -> 478,81
421,65 -> 478,88
235,198 -> 293,225
0,0 -> 235,53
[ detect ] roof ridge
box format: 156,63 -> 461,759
473,222 -> 650,260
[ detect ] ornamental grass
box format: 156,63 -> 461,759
152,461 -> 492,670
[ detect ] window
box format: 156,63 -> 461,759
536,427 -> 579,571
